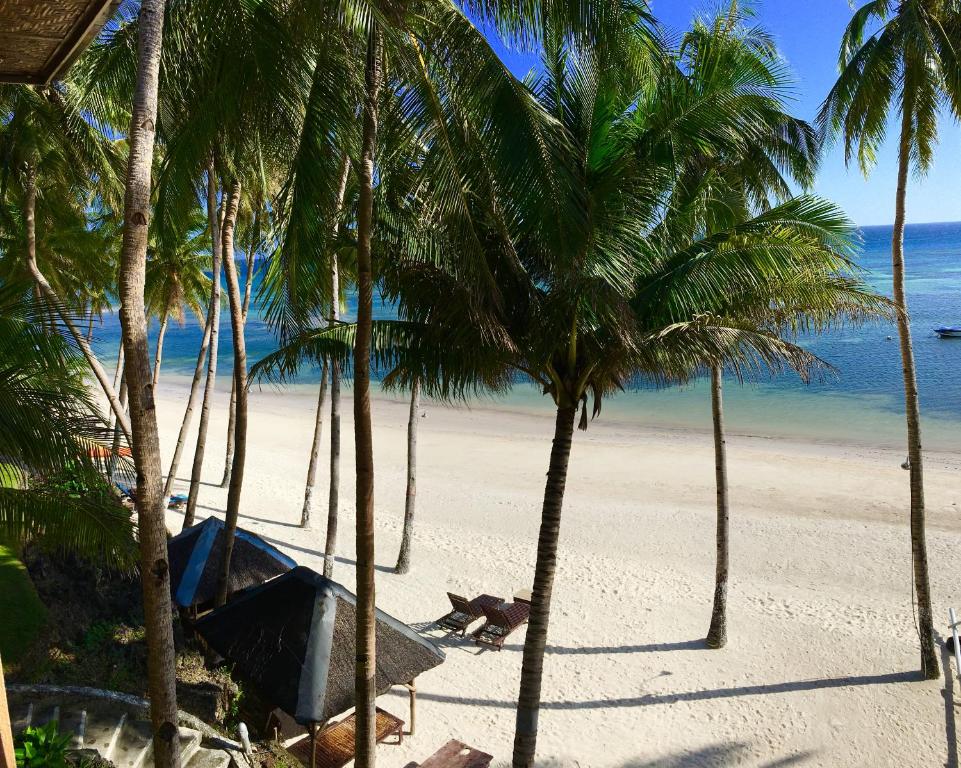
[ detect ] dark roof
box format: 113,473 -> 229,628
0,1 -> 119,84
194,566 -> 445,725
168,516 -> 297,610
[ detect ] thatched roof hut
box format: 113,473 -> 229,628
0,1 -> 119,84
168,516 -> 296,611
194,566 -> 445,725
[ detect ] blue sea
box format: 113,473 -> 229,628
91,221 -> 961,451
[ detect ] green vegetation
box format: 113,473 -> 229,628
0,543 -> 45,664
14,721 -> 73,768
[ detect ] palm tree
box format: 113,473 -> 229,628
0,83 -> 129,438
819,0 -> 961,680
113,0 -> 182,763
145,214 -> 210,387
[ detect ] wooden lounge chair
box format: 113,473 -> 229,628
288,707 -> 404,768
407,739 -> 493,768
472,601 -> 530,650
437,593 -> 503,636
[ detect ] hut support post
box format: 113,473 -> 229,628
406,680 -> 417,735
308,723 -> 317,768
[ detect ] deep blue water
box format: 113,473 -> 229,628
90,221 -> 961,450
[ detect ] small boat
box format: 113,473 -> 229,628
934,326 -> 961,338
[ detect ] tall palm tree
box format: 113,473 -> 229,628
819,0 -> 961,679
113,0 -> 182,763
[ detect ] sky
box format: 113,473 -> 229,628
487,0 -> 961,227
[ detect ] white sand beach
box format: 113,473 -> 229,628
156,380 -> 961,767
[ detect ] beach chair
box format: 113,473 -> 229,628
436,593 -> 504,636
407,739 -> 493,768
471,601 -> 530,650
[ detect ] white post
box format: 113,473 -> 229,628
949,608 -> 961,682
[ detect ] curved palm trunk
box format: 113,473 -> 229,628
163,303 -> 214,501
213,181 -> 247,608
513,404 -> 577,768
394,379 -> 419,574
153,308 -> 170,388
23,166 -> 132,443
893,103 -> 937,679
706,363 -> 729,649
353,26 -> 383,768
301,361 -> 329,528
220,211 -> 258,489
184,163 -> 223,529
323,153 -> 351,577
118,1 -> 180,764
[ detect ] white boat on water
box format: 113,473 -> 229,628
934,326 -> 961,338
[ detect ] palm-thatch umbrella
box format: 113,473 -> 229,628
194,566 -> 444,752
168,516 -> 296,611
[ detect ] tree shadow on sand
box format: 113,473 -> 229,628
536,744 -> 816,767
414,670 -> 921,711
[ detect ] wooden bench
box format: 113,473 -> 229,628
288,708 -> 404,768
408,740 -> 493,768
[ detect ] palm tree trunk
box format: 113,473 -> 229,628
184,162 -> 223,529
513,404 -> 577,768
109,344 -> 125,432
323,152 -> 351,578
220,209 -> 258,489
118,1 -> 180,763
163,311 -> 213,501
86,312 -> 95,342
214,180 -> 247,608
221,377 -> 238,489
706,363 -> 729,649
153,307 -> 170,388
353,25 -> 383,768
893,101 -> 937,679
22,165 -> 132,443
301,361 -> 329,528
108,372 -> 128,480
394,379 -> 419,574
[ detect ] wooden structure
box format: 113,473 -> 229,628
412,740 -> 493,768
0,1 -> 119,84
288,708 -> 404,768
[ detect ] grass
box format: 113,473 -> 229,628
0,462 -> 47,665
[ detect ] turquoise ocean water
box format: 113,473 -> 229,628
91,221 -> 961,451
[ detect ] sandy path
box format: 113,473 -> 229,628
155,380 -> 961,767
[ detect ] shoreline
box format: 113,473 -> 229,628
156,372 -> 961,461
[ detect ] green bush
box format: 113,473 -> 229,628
14,721 -> 72,768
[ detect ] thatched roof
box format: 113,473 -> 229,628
168,516 -> 297,610
0,1 -> 118,84
194,566 -> 446,725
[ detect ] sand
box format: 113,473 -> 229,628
154,379 -> 961,767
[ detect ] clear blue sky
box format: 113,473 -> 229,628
487,0 -> 961,227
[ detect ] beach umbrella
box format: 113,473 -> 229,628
193,566 -> 444,727
168,516 -> 296,610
